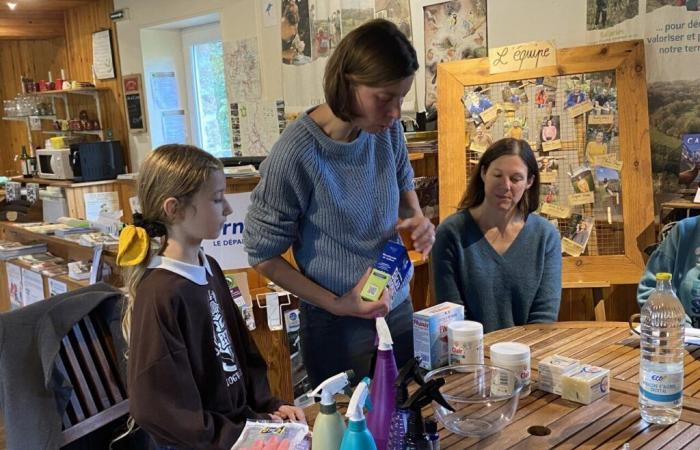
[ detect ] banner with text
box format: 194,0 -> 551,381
201,192 -> 251,270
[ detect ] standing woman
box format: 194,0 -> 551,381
431,138 -> 561,333
244,19 -> 434,386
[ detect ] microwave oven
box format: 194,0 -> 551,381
36,148 -> 75,180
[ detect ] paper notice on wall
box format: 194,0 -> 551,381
21,268 -> 44,306
230,101 -> 285,156
92,30 -> 115,79
6,262 -> 23,309
201,192 -> 251,269
162,110 -> 187,144
150,72 -> 179,110
224,38 -> 262,102
83,191 -> 120,222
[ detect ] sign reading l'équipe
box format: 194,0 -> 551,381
488,41 -> 557,75
201,192 -> 251,270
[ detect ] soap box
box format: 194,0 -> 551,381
538,354 -> 581,395
560,364 -> 610,405
361,241 -> 412,302
413,302 -> 465,370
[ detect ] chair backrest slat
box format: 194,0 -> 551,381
60,334 -> 99,417
82,315 -> 124,403
70,321 -> 111,410
55,354 -> 85,426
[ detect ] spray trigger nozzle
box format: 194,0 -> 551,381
346,377 -> 372,421
376,317 -> 393,350
310,370 -> 354,406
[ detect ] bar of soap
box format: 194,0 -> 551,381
538,354 -> 581,395
560,365 -> 610,405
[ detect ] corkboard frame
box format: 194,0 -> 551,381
436,40 -> 654,285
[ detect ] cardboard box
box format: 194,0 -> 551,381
413,302 -> 465,370
361,241 -> 412,302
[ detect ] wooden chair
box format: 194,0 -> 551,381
55,310 -> 130,446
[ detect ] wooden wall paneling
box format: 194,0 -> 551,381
0,11 -> 65,40
0,37 -> 68,175
63,0 -> 131,170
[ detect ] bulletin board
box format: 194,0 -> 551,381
437,40 -> 655,285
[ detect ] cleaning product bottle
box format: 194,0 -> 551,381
340,377 -> 377,450
425,418 -> 440,450
402,379 -> 453,450
366,317 -> 398,450
309,370 -> 354,450
387,358 -> 425,450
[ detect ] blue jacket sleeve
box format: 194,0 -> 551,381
243,141 -> 311,267
528,225 -> 562,324
637,225 -> 692,325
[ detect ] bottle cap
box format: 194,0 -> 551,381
490,342 -> 530,362
655,272 -> 672,281
448,320 -> 483,339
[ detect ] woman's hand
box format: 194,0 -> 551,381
397,216 -> 436,257
330,268 -> 391,319
271,405 -> 307,424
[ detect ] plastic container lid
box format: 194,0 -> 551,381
490,342 -> 530,362
448,320 -> 483,338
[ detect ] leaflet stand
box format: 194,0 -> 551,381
255,291 -> 292,331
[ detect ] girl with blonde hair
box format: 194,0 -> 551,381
119,144 -> 304,450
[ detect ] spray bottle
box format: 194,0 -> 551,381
387,358 -> 425,450
340,377 -> 377,450
402,379 -> 453,450
309,371 -> 354,450
366,317 -> 398,450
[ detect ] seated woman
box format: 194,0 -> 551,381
431,138 -> 562,332
638,215 -> 700,328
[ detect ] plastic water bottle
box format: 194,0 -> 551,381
639,272 -> 685,425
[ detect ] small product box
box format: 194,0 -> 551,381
560,364 -> 610,405
413,302 -> 465,370
361,241 -> 412,302
538,354 -> 582,395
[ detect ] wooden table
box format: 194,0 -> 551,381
307,322 -> 700,449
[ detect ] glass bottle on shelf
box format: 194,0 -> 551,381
19,145 -> 31,178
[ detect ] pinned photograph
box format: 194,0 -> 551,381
571,166 -> 595,193
585,125 -> 615,165
586,71 -> 617,116
538,155 -> 560,183
463,86 -> 493,124
541,184 -> 559,205
470,123 -> 493,152
540,115 -> 562,151
594,166 -> 621,208
568,216 -> 595,248
501,81 -> 529,109
281,0 -> 312,65
504,115 -> 527,140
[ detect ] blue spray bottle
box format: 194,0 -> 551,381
387,358 -> 425,450
340,377 -> 377,450
366,317 -> 398,450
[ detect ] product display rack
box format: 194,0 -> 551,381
437,40 -> 654,285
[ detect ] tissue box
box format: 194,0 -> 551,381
361,241 -> 412,302
413,302 -> 464,370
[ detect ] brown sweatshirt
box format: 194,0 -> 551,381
128,252 -> 284,449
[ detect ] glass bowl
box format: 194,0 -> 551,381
424,364 -> 522,438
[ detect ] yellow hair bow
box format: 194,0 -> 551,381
117,225 -> 150,267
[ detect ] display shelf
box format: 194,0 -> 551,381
30,87 -> 109,97
42,130 -> 104,136
2,115 -> 56,122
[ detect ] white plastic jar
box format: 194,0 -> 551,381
448,321 -> 484,365
490,342 -> 531,396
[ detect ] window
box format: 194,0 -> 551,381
182,23 -> 231,157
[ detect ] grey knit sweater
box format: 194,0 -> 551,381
243,111 -> 414,308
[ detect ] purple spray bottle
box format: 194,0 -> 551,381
366,317 -> 398,450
